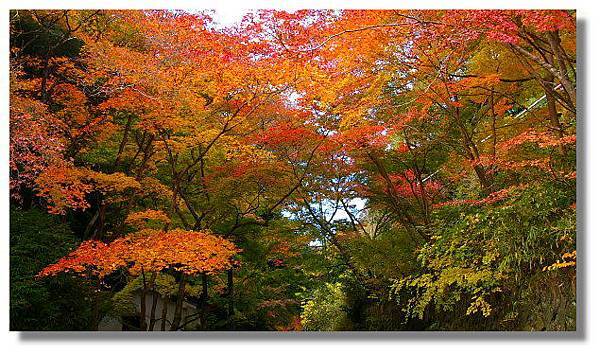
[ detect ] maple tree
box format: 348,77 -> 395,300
38,229 -> 240,330
10,9 -> 576,331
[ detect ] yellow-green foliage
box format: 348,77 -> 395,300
392,182 -> 576,327
301,283 -> 350,331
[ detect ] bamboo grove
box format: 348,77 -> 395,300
9,10 -> 576,331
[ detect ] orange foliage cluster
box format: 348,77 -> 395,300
475,155 -> 553,174
37,240 -> 124,279
38,229 -> 240,279
499,129 -> 577,151
35,166 -> 142,214
35,162 -> 94,214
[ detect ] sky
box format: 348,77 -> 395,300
211,8 -> 249,27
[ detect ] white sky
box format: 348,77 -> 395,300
212,8 -> 250,27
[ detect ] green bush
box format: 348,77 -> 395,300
10,208 -> 92,330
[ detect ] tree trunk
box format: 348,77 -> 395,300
160,295 -> 168,331
148,291 -> 160,331
227,269 -> 234,330
139,271 -> 148,331
197,273 -> 209,330
114,115 -> 133,167
543,78 -> 567,156
169,273 -> 186,330
142,272 -> 157,331
90,280 -> 100,330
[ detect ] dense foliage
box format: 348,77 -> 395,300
10,9 -> 576,331
10,208 -> 94,330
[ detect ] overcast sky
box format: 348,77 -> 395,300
212,8 -> 249,27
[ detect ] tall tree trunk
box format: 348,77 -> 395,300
141,272 -> 157,331
114,115 -> 133,167
169,273 -> 186,331
546,31 -> 576,108
90,279 -> 100,330
139,271 -> 148,331
227,269 -> 234,330
490,91 -> 497,157
542,75 -> 567,156
197,273 -> 208,330
84,206 -> 100,240
97,204 -> 107,241
455,115 -> 493,193
160,295 -> 168,331
148,291 -> 160,331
